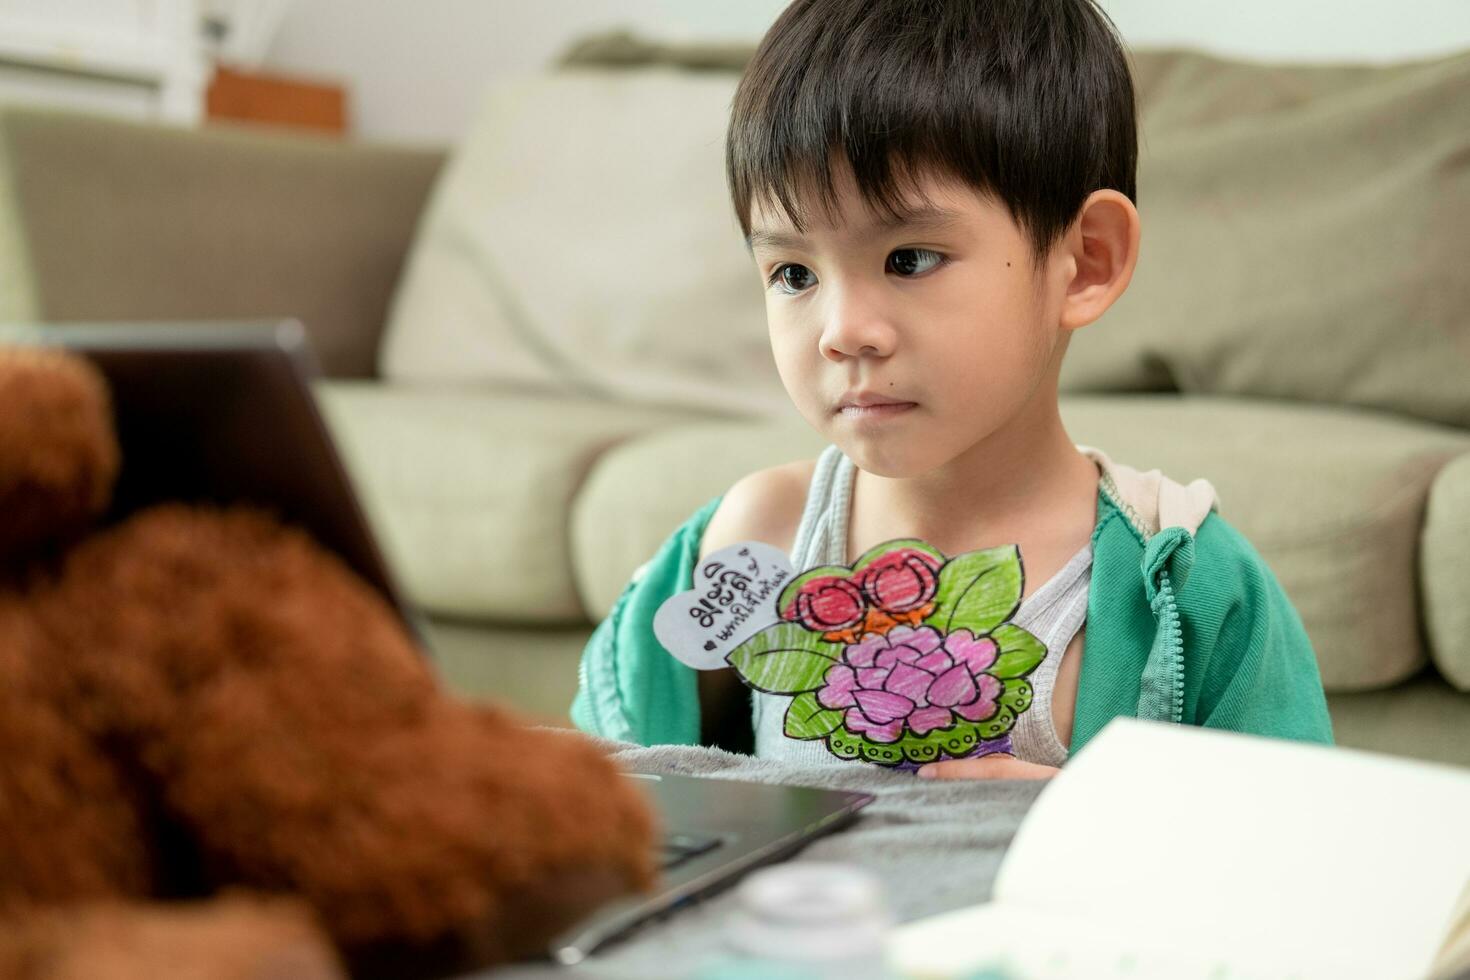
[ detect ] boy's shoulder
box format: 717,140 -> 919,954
698,458 -> 817,561
1193,509 -> 1260,558
1190,510 -> 1275,594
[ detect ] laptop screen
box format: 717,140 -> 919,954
5,320 -> 420,641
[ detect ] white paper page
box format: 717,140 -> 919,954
890,902 -> 1300,980
990,719 -> 1470,979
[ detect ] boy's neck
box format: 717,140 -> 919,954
849,387 -> 1099,559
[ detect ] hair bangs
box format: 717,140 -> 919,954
727,0 -> 1137,272
729,1 -> 990,236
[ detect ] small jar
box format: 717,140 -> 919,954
721,862 -> 894,980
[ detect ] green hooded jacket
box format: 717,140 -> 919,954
570,450 -> 1333,755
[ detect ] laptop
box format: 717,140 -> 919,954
13,320 -> 874,962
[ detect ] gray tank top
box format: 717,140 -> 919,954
752,446 -> 1091,768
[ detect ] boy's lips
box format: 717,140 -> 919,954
835,391 -> 918,419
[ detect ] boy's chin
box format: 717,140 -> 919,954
833,439 -> 936,480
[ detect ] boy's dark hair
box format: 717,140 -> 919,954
727,0 -> 1137,270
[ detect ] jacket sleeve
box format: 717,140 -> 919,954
569,497 -> 722,746
1185,515 -> 1334,745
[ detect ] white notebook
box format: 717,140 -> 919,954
888,719 -> 1470,980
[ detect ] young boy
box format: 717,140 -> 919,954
571,0 -> 1332,778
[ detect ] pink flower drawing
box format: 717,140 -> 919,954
814,625 -> 1002,742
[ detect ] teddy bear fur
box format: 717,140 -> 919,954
0,894 -> 347,980
0,346 -> 656,977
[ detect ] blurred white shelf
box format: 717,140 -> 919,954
0,0 -> 208,123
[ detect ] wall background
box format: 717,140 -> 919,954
260,0 -> 1470,145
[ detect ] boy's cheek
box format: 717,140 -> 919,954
767,334 -> 821,396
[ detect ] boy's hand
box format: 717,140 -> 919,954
916,754 -> 1059,781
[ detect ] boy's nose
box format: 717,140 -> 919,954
818,292 -> 898,362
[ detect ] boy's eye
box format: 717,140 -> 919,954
770,263 -> 817,294
887,248 -> 944,277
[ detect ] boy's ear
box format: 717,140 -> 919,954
1057,189 -> 1141,333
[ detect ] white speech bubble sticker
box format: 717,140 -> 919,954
653,541 -> 796,670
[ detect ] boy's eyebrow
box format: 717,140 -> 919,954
745,228 -> 808,253
745,204 -> 966,253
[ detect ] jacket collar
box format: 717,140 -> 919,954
1079,445 -> 1220,541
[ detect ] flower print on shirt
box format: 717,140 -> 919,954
726,539 -> 1044,768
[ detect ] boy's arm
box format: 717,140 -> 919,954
1187,517 -> 1334,745
694,462 -> 815,751
568,461 -> 813,748
569,497 -> 718,746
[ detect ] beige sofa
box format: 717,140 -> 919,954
1,42 -> 1467,766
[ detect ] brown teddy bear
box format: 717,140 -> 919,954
0,346 -> 656,978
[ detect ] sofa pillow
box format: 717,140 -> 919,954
553,35 -> 1470,427
380,70 -> 785,416
557,29 -> 753,73
1061,48 -> 1470,428
1422,452 -> 1470,691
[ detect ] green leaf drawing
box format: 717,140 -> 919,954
986,624 -> 1046,680
727,623 -> 842,694
784,692 -> 844,739
927,545 -> 1023,635
975,705 -> 1017,741
850,538 -> 945,575
826,729 -> 865,761
776,564 -> 854,615
997,678 -> 1034,717
894,718 -> 989,764
841,715 -> 1023,767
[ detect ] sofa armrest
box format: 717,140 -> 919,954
0,106 -> 444,378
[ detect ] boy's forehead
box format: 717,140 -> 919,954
746,172 -> 1005,249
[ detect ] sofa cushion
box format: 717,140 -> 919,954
1063,396 -> 1468,691
1061,49 -> 1470,429
572,396 -> 1469,691
571,416 -> 824,618
1422,453 -> 1470,690
423,617 -> 590,724
316,382 -> 695,623
379,70 -> 784,416
1326,672 -> 1470,769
